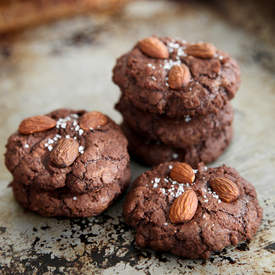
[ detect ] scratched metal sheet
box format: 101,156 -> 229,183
0,1 -> 274,274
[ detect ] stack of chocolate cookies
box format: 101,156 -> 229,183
5,109 -> 131,217
113,36 -> 241,166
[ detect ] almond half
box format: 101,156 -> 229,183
19,115 -> 56,134
168,64 -> 191,89
185,42 -> 216,59
50,138 -> 79,167
138,37 -> 169,59
169,189 -> 198,224
210,177 -> 240,203
79,111 -> 108,131
170,162 -> 195,183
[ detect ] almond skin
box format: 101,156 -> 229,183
50,138 -> 79,167
19,115 -> 56,134
168,64 -> 191,89
185,42 -> 216,59
169,189 -> 198,224
79,111 -> 108,131
170,162 -> 195,183
138,37 -> 169,59
210,177 -> 240,202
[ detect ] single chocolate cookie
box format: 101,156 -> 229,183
12,166 -> 131,217
113,36 -> 240,118
116,96 -> 234,148
121,122 -> 233,167
123,162 -> 262,259
5,109 -> 130,195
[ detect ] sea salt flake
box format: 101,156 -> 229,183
151,76 -> 157,81
154,178 -> 160,184
185,115 -> 192,122
48,145 -> 53,151
160,188 -> 166,195
153,183 -> 158,188
65,135 -> 70,139
79,146 -> 85,154
47,139 -> 54,144
73,196 -> 77,201
172,153 -> 178,159
79,129 -> 84,136
24,144 -> 29,148
75,125 -> 80,131
168,165 -> 173,169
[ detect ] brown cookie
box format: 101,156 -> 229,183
5,109 -> 130,195
123,162 -> 262,259
113,36 -> 240,118
12,166 -> 131,217
116,96 -> 234,148
121,122 -> 233,167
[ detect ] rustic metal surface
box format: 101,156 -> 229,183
0,1 -> 274,274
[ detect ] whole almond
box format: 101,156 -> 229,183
185,42 -> 216,59
19,115 -> 56,135
138,37 -> 169,59
170,162 -> 195,183
79,111 -> 108,131
168,64 -> 191,89
210,177 -> 240,203
169,189 -> 198,224
50,138 -> 79,167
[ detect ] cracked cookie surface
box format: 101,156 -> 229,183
5,109 -> 131,217
113,37 -> 240,118
123,162 -> 262,259
5,109 -> 130,193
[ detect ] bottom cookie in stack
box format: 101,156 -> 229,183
11,167 -> 131,217
121,122 -> 233,167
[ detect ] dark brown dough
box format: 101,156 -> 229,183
123,162 -> 262,259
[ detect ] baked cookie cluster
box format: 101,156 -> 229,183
113,36 -> 241,166
5,109 -> 130,217
123,162 -> 262,259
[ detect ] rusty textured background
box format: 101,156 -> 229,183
0,1 -> 274,274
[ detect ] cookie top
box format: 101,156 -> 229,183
116,96 -> 233,148
113,36 -> 240,117
123,162 -> 262,259
5,109 -> 130,194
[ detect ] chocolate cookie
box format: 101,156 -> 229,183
5,109 -> 130,194
116,96 -> 234,148
11,167 -> 130,217
121,122 -> 233,167
113,36 -> 240,118
123,162 -> 262,259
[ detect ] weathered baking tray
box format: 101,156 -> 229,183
0,1 -> 274,274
